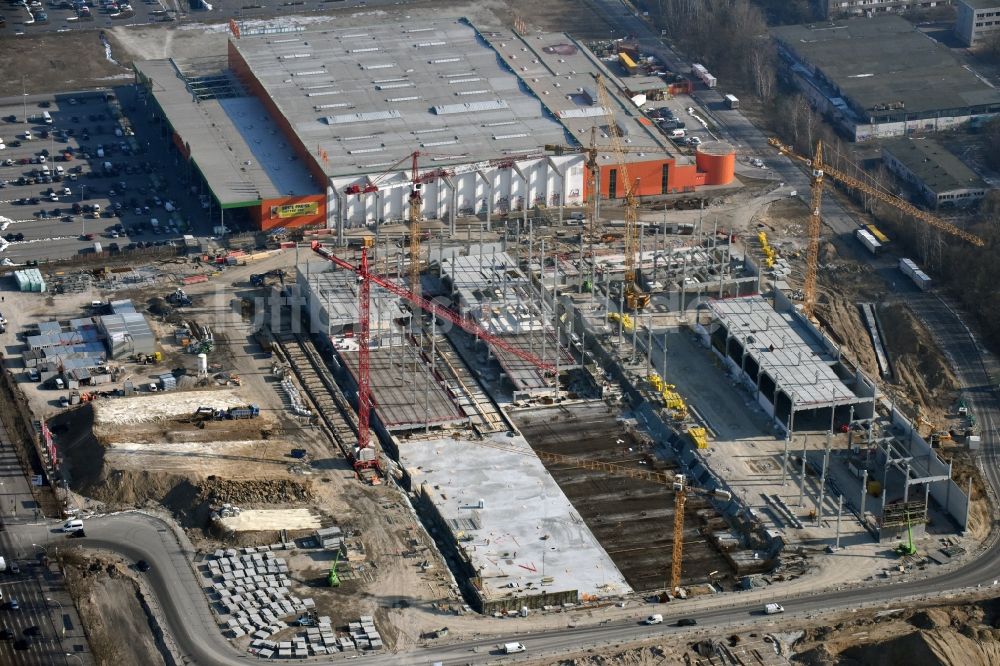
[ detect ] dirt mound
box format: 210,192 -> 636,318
202,477 -> 312,506
814,294 -> 878,374
877,302 -> 957,421
792,643 -> 837,666
63,551 -> 168,666
910,608 -> 952,630
840,628 -> 1000,666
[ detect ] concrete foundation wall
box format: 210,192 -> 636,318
889,407 -> 970,530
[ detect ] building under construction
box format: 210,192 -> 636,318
699,295 -> 876,431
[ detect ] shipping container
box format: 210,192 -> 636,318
691,63 -> 717,88
618,52 -> 638,74
855,228 -> 881,255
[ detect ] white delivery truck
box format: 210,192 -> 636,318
502,642 -> 527,654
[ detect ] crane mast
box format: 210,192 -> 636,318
596,75 -> 648,310
768,137 -> 985,317
408,152 -> 424,296
805,140 -> 824,317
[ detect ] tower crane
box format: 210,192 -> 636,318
476,439 -> 732,594
598,75 -> 649,311
545,76 -> 667,309
768,138 -> 985,317
311,241 -> 557,471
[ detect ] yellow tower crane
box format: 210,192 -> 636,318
477,440 -> 732,594
768,138 -> 986,317
545,75 -> 669,309
597,75 -> 649,310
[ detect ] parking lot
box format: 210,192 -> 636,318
0,86 -> 214,263
0,0 -> 386,37
0,0 -> 177,37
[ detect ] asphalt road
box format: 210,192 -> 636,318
0,419 -> 91,666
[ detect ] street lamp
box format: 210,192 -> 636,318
47,597 -> 65,635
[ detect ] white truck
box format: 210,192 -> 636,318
643,614 -> 663,625
764,603 -> 785,615
502,642 -> 527,654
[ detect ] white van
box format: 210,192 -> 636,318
644,614 -> 663,625
42,111 -> 52,125
62,519 -> 84,532
502,642 -> 526,654
669,129 -> 686,139
764,603 -> 785,615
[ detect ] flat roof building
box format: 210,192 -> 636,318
138,17 -> 737,235
955,0 -> 1000,46
699,296 -> 874,430
772,16 -> 1000,141
822,0 -> 952,18
882,137 -> 989,208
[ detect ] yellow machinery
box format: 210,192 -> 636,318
545,75 -> 664,311
768,138 -> 985,317
478,440 -> 730,594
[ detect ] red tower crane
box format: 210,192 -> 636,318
310,241 -> 557,471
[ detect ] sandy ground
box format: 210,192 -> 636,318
220,508 -> 320,531
93,388 -> 249,425
0,32 -> 131,96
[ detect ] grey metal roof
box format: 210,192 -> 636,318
772,16 -> 1000,118
135,59 -> 319,205
229,18 -> 680,179
709,296 -> 861,408
882,137 -> 987,194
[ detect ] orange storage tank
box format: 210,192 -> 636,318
695,141 -> 736,186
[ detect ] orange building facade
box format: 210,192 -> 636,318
227,41 -> 328,231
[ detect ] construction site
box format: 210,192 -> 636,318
4,3 -> 994,663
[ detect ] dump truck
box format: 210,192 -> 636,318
227,404 -> 260,420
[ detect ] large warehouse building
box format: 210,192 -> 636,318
135,17 -> 736,234
772,16 -> 1000,141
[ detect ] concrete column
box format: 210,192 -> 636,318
781,432 -> 790,486
450,176 -> 458,235
546,157 -> 565,227
924,483 -> 930,523
903,462 -> 911,503
835,495 -> 844,549
860,468 -> 869,526
618,289 -> 625,347
880,453 -> 890,516
798,438 -> 807,507
817,432 -> 831,523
